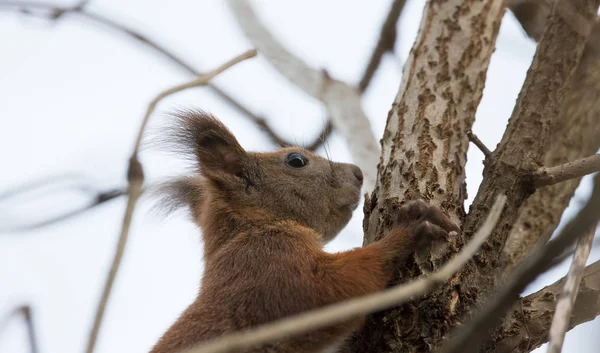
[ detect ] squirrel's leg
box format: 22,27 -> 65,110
317,199 -> 459,298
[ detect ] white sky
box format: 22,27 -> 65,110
0,1 -> 598,352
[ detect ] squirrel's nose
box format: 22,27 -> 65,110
352,166 -> 364,185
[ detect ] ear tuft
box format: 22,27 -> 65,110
160,109 -> 247,177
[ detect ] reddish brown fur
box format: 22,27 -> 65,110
149,110 -> 459,353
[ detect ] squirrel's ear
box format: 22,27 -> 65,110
168,110 -> 247,177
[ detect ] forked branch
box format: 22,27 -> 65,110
441,173 -> 600,353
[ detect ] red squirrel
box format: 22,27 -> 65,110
149,110 -> 459,353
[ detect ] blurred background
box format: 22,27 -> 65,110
0,1 -> 598,352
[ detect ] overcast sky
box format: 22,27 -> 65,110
1,1 -> 598,352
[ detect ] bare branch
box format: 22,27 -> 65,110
0,1 -> 321,150
467,130 -> 492,158
489,260 -> 600,353
0,305 -> 39,353
358,0 -> 406,93
181,195 -> 506,353
84,50 -> 256,353
441,173 -> 600,353
227,0 -> 380,190
547,226 -> 597,353
132,50 -> 258,154
0,175 -> 128,232
534,154 -> 600,187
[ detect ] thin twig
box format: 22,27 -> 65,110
0,175 -> 129,232
132,50 -> 258,154
0,0 -> 400,231
0,174 -> 90,201
84,49 -> 257,353
358,0 -> 406,92
227,0 -> 380,191
180,194 -> 507,353
534,154 -> 600,187
546,225 -> 597,353
0,1 -> 322,150
440,173 -> 600,353
0,306 -> 39,353
466,130 -> 492,158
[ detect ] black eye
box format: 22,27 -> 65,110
285,153 -> 308,168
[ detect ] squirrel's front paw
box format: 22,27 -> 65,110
392,199 -> 460,248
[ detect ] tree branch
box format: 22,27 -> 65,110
358,0 -> 406,93
534,154 -> 600,187
0,175 -> 128,232
547,226 -> 597,353
0,305 -> 38,353
487,259 -> 600,353
83,50 -> 256,353
461,0 -> 598,249
467,130 -> 492,158
443,0 -> 600,349
180,195 -> 506,353
441,173 -> 600,353
227,0 -> 380,190
503,6 -> 600,266
0,1 -> 323,151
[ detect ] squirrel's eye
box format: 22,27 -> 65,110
285,153 -> 308,168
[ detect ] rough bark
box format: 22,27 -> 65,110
504,13 -> 600,267
349,1 -> 505,352
483,260 -> 600,353
351,0 -> 600,351
458,0 -> 598,271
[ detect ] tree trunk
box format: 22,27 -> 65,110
349,1 -> 505,351
349,0 -> 600,352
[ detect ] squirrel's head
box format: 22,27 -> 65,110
155,110 -> 363,243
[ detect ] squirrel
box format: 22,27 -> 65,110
149,110 -> 459,353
